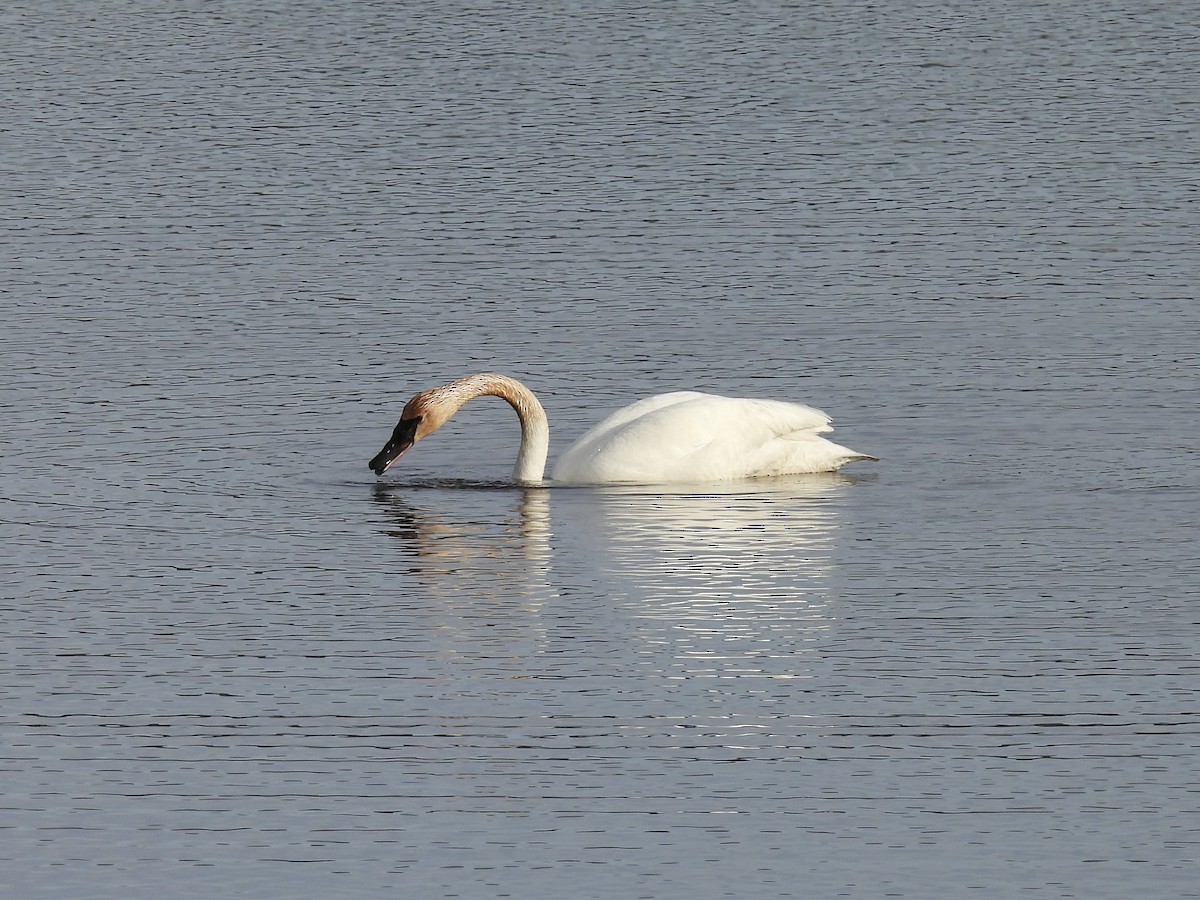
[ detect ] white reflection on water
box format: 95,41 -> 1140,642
372,475 -> 857,689
567,476 -> 854,683
574,474 -> 848,581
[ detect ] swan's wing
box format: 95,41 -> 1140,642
551,392 -> 707,482
663,397 -> 842,480
553,393 -> 860,483
571,391 -> 711,437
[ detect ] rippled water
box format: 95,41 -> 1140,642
3,0 -> 1199,897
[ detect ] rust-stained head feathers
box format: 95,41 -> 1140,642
368,374 -> 549,479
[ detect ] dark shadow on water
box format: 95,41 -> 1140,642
369,476 -> 528,493
365,471 -> 872,495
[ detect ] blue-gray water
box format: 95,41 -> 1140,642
3,0 -> 1198,897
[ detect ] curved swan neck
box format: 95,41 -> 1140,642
432,374 -> 549,484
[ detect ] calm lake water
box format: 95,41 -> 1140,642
3,0 -> 1199,897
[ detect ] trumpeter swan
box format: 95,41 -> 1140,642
368,373 -> 876,485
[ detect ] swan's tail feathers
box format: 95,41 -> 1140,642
831,450 -> 878,471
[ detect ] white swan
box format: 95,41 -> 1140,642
368,373 -> 876,485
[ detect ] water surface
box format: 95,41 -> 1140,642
3,0 -> 1199,897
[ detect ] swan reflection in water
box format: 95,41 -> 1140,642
373,474 -> 857,682
371,480 -> 557,658
372,480 -> 551,577
561,475 -> 855,682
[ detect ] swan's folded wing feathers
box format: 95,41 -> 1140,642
553,396 -> 713,482
552,391 -> 865,483
736,398 -> 833,435
575,391 -> 710,437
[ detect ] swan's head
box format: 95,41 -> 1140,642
368,392 -> 451,476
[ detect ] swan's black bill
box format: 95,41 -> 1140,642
369,417 -> 421,476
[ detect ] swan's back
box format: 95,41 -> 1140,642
552,391 -> 871,484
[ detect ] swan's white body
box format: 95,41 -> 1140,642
552,391 -> 867,483
369,374 -> 874,486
